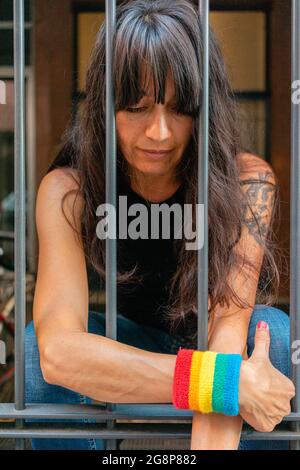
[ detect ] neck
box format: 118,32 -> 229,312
129,172 -> 182,203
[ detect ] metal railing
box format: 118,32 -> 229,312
0,0 -> 299,450
290,0 -> 300,451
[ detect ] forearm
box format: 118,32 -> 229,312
40,329 -> 176,404
191,315 -> 249,450
191,413 -> 243,450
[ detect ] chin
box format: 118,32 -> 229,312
130,161 -> 171,176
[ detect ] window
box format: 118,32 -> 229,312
73,6 -> 270,160
0,0 -> 32,267
0,0 -> 31,66
73,8 -> 105,118
211,9 -> 269,160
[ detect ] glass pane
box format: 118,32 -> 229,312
0,80 -> 14,203
0,78 -> 29,269
0,0 -> 31,22
0,29 -> 31,66
237,98 -> 267,159
0,79 -> 14,268
77,12 -> 105,92
210,12 -> 266,92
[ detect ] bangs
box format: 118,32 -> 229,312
114,8 -> 202,116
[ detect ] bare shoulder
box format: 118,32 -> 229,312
38,167 -> 80,197
36,167 -> 83,236
236,152 -> 276,185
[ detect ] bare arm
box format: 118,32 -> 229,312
34,168 -> 176,403
191,154 -> 277,450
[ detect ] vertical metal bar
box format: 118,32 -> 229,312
197,0 -> 209,351
105,0 -> 118,451
290,0 -> 300,451
13,0 -> 26,450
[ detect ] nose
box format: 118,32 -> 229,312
144,105 -> 172,143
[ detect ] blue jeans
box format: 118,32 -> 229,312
25,304 -> 291,450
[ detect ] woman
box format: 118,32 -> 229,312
25,0 -> 295,450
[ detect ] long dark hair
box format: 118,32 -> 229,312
47,0 -> 282,342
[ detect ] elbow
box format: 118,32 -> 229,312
40,362 -> 55,385
39,337 -> 65,385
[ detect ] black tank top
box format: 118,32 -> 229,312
116,173 -> 185,335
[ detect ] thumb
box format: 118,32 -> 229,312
250,320 -> 270,360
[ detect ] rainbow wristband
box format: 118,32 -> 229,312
172,348 -> 243,416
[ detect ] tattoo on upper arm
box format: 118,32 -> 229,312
240,171 -> 276,244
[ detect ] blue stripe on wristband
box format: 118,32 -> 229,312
222,353 -> 243,416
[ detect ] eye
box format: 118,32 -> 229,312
126,107 -> 146,113
172,106 -> 196,117
170,104 -> 191,116
170,106 -> 182,114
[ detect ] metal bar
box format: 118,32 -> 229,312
0,422 -> 298,440
105,0 -> 117,451
13,0 -> 26,451
0,231 -> 15,241
197,0 -> 209,350
105,0 -> 117,344
0,21 -> 32,29
290,0 -> 300,451
0,403 -> 193,420
0,67 -> 31,78
0,403 -> 300,422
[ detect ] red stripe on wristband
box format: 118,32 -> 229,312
172,347 -> 195,409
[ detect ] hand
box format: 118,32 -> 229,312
238,321 -> 295,432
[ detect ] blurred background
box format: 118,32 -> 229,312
0,0 -> 293,449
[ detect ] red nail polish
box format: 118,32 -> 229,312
257,320 -> 269,330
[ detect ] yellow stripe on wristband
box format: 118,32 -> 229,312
198,351 -> 218,413
188,351 -> 203,410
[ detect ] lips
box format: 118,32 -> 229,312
139,148 -> 173,158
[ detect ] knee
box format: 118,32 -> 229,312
25,320 -> 48,402
87,310 -> 106,335
247,305 -> 290,375
25,320 -> 39,373
248,304 -> 290,342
